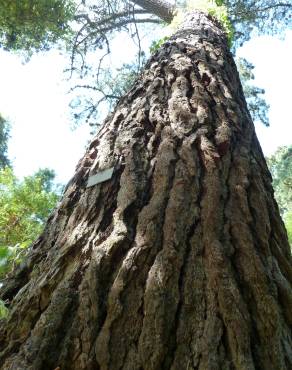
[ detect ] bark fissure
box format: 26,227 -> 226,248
101,143 -> 180,370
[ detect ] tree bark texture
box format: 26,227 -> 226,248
1,11 -> 292,370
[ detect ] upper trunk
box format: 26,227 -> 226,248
1,11 -> 291,370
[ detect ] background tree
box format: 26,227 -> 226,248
0,0 -> 75,54
0,167 -> 61,280
223,0 -> 292,46
0,2 -> 291,369
267,145 -> 292,216
285,212 -> 292,245
236,57 -> 269,126
0,114 -> 11,169
267,145 -> 292,245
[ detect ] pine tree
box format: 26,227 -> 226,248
0,1 -> 291,369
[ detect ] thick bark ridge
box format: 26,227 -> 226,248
1,11 -> 292,370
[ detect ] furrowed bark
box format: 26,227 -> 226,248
0,11 -> 291,370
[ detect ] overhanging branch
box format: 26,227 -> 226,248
129,0 -> 175,22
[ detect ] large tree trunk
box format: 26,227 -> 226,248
1,11 -> 291,370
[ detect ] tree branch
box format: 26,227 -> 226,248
80,17 -> 161,45
230,2 -> 292,19
129,0 -> 175,23
74,9 -> 151,29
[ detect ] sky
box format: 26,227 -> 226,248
0,30 -> 291,185
0,50 -> 91,184
238,30 -> 292,156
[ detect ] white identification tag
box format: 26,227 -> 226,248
86,167 -> 114,188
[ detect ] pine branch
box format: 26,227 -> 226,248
129,0 -> 175,22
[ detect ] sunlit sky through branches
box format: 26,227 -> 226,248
0,29 -> 291,185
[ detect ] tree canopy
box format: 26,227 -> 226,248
0,0 -> 75,53
0,1 -> 290,127
68,0 -> 292,128
224,0 -> 292,46
1,1 -> 290,62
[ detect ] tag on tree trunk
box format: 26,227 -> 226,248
86,167 -> 114,188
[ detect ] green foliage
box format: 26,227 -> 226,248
222,1 -> 292,46
150,36 -> 169,54
0,298 -> 8,319
101,58 -> 146,102
173,0 -> 234,47
204,2 -> 234,47
66,0 -> 291,130
0,0 -> 75,53
284,212 -> 292,245
0,167 -> 60,279
267,146 -> 292,217
0,114 -> 11,169
236,57 -> 269,126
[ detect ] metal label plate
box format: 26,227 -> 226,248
86,167 -> 114,188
